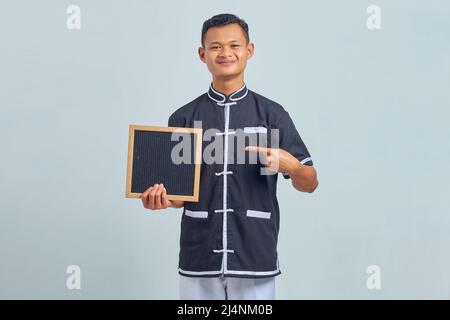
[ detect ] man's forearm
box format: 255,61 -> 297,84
287,160 -> 318,193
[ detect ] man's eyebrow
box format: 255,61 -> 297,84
208,40 -> 242,45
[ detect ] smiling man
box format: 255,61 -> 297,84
140,13 -> 318,300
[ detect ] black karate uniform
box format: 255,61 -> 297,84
168,84 -> 313,278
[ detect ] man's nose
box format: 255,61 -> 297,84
219,46 -> 233,57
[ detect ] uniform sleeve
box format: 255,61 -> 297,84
277,111 -> 313,179
168,112 -> 185,127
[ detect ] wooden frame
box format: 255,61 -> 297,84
125,124 -> 202,202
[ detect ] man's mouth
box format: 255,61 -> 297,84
217,60 -> 236,66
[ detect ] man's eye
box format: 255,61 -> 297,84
211,46 -> 220,49
232,45 -> 240,48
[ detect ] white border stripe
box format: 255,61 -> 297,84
215,171 -> 233,176
246,210 -> 271,219
215,130 -> 236,136
208,83 -> 248,104
178,268 -> 222,276
225,269 -> 280,276
223,103 -> 231,272
208,85 -> 226,103
178,268 -> 280,276
300,157 -> 313,164
229,83 -> 248,101
185,209 -> 208,219
214,209 -> 234,213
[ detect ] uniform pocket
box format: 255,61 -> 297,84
185,209 -> 208,219
246,209 -> 271,219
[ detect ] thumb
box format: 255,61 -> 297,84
162,187 -> 172,207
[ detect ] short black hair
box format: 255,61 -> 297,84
201,13 -> 249,47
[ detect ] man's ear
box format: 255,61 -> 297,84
198,47 -> 206,63
247,42 -> 255,60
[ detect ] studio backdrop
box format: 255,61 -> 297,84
1,0 -> 449,299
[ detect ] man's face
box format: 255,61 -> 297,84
199,23 -> 254,80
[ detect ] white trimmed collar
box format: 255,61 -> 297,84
207,83 -> 249,104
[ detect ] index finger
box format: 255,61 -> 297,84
141,186 -> 152,199
141,186 -> 153,207
245,146 -> 271,155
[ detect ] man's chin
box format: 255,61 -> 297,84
214,70 -> 241,80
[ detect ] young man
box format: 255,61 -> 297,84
141,13 -> 318,300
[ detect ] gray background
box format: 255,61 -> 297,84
1,0 -> 449,299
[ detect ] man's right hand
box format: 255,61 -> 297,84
141,184 -> 183,210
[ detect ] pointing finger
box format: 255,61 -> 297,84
245,146 -> 271,155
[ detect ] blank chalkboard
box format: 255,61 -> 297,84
125,125 -> 202,202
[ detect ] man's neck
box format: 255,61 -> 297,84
212,76 -> 245,96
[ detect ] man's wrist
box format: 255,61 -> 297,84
286,156 -> 302,176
